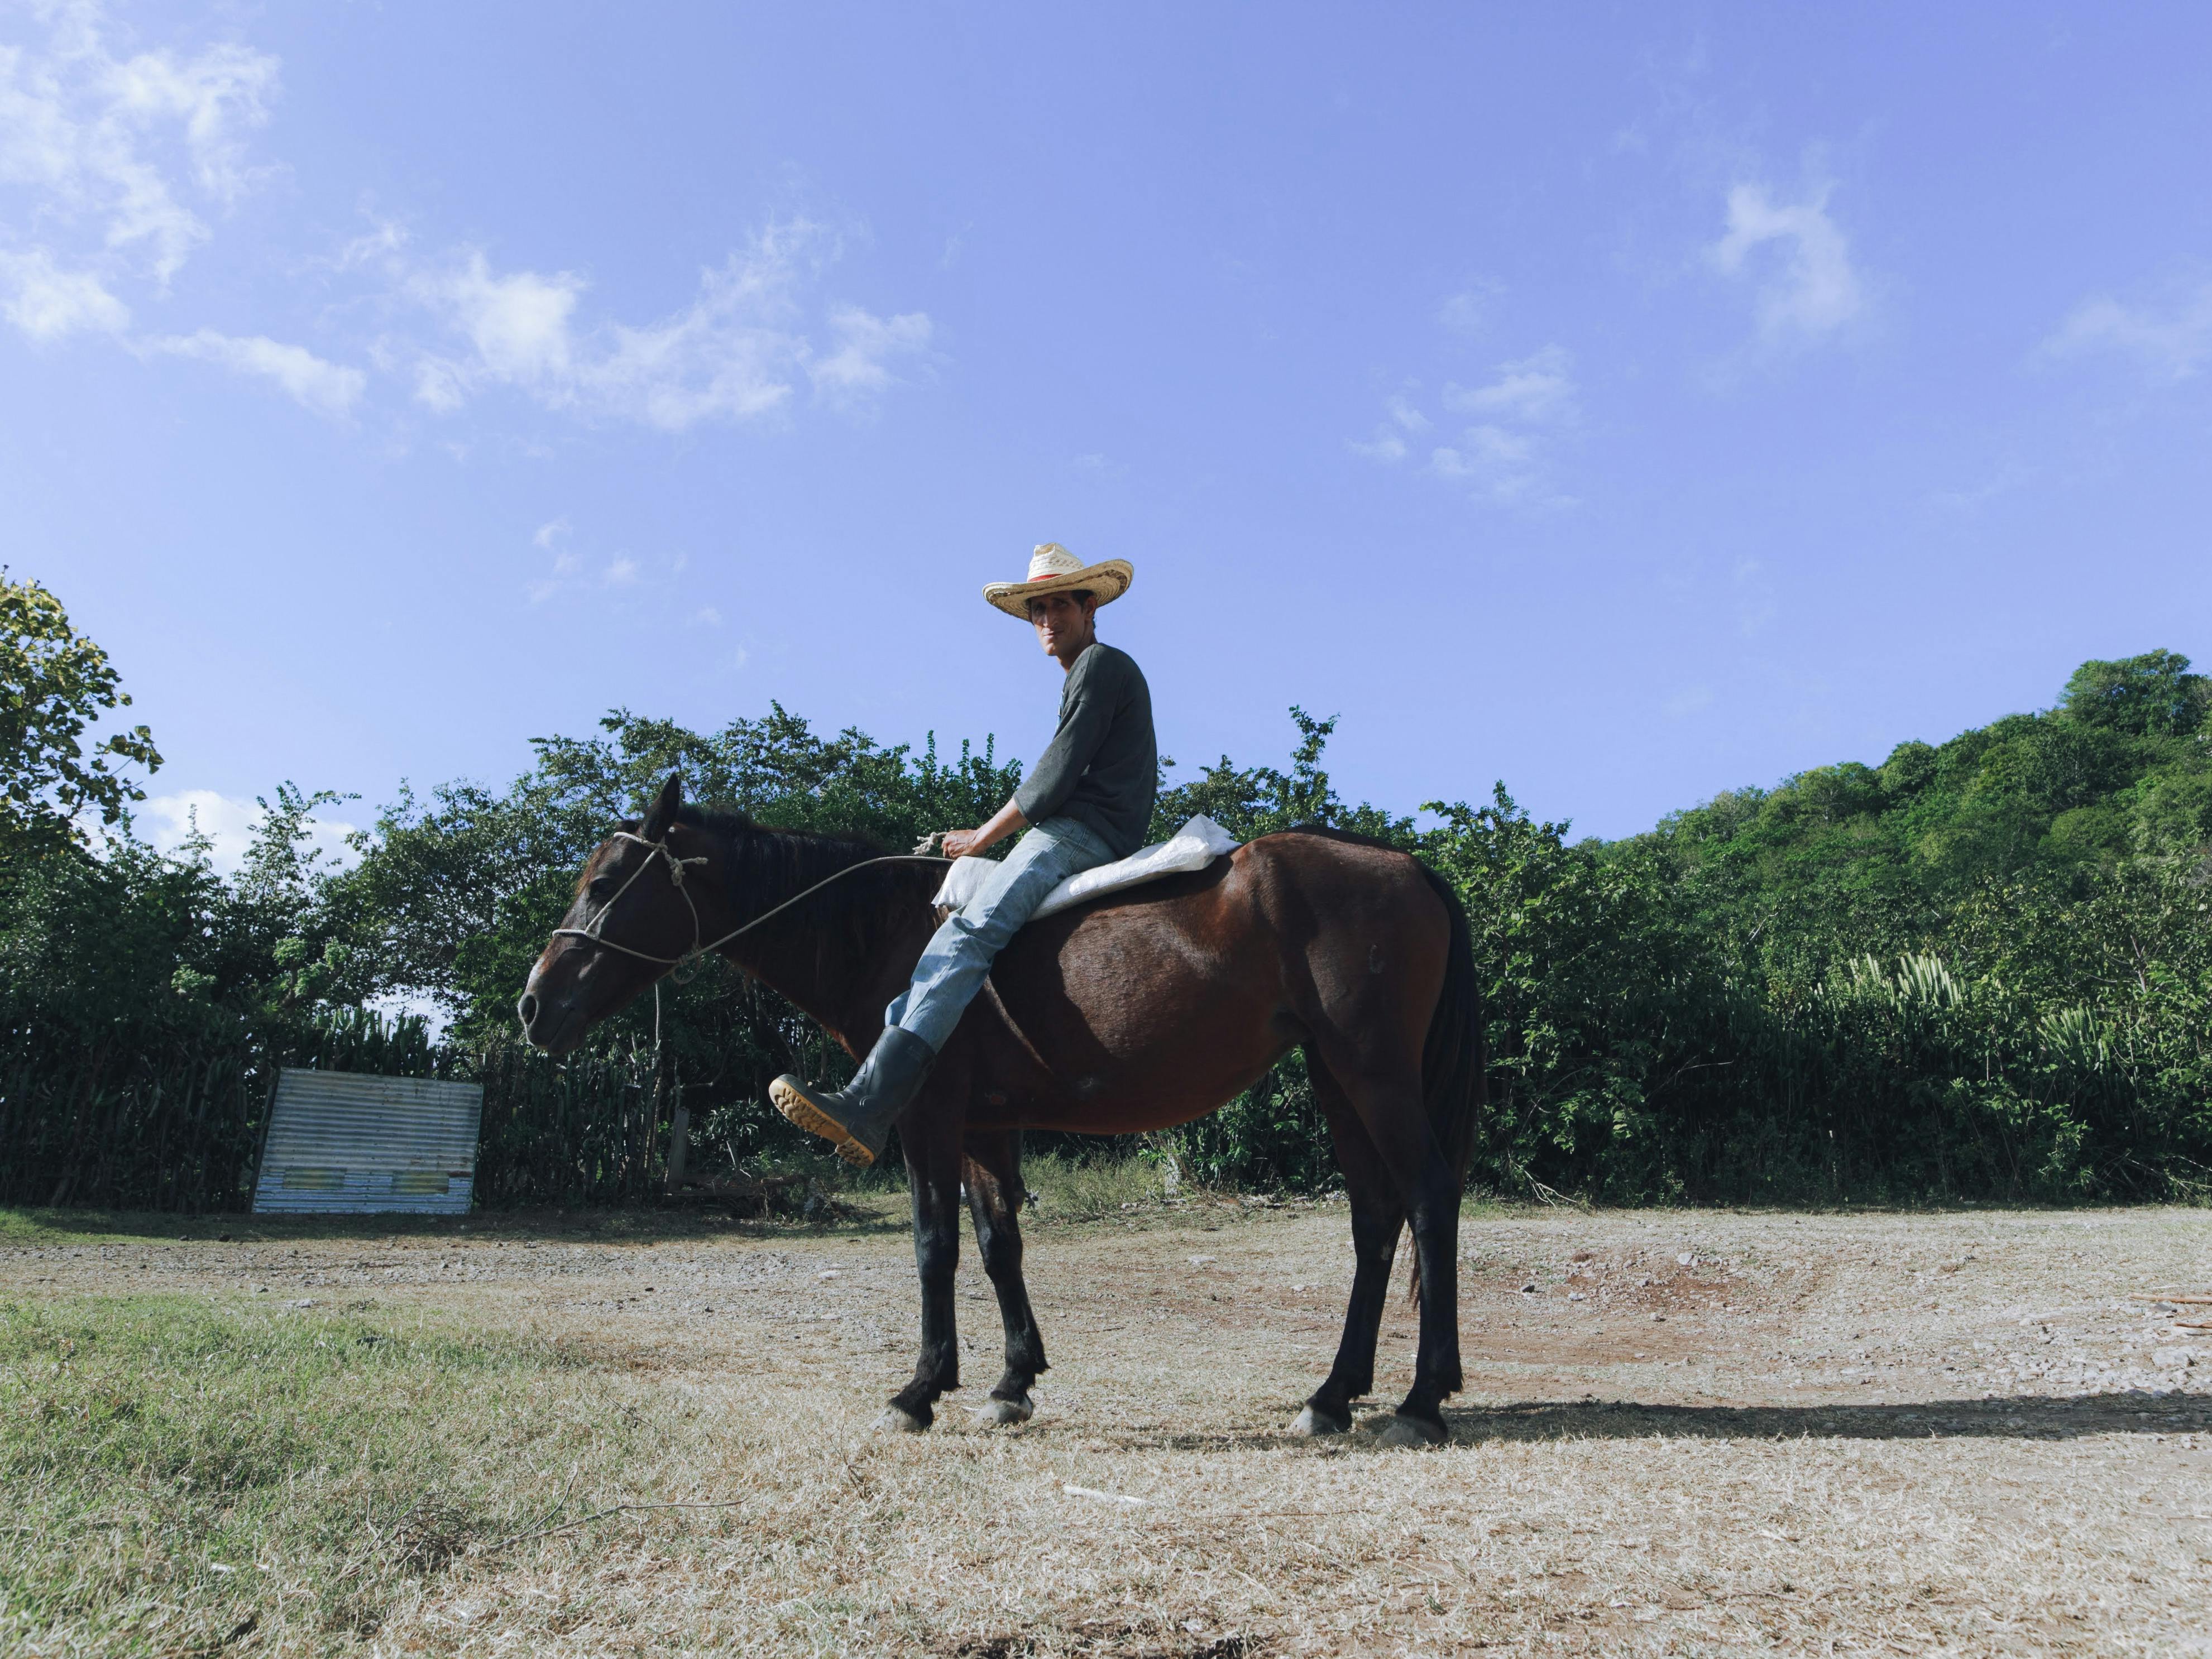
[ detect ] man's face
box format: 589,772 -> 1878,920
1028,591 -> 1096,655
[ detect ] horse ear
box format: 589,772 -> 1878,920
641,773 -> 682,841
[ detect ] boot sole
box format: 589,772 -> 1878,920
769,1076 -> 877,1168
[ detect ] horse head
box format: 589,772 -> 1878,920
517,773 -> 716,1055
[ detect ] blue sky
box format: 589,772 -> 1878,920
6,1 -> 2209,866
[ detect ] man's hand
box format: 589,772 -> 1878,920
941,799 -> 1028,861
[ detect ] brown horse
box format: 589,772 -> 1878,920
518,775 -> 1483,1444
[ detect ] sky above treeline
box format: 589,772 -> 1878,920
7,1 -> 2210,868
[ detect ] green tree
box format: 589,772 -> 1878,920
0,572 -> 162,856
1151,706 -> 1413,846
13,644 -> 2210,1212
2060,649 -> 2209,737
334,705 -> 1023,1032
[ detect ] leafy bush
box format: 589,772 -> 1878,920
5,633 -> 2208,1210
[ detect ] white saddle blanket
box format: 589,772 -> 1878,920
932,814 -> 1240,921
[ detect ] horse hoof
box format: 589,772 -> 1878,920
874,1406 -> 930,1435
1292,1405 -> 1350,1436
1376,1414 -> 1448,1448
972,1396 -> 1034,1426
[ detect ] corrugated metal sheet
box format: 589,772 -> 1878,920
252,1068 -> 484,1215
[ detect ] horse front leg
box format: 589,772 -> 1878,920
963,1128 -> 1047,1424
885,1092 -> 965,1431
1296,1058 -> 1405,1436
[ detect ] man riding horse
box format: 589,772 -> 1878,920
769,542 -> 1156,1167
520,543 -> 1478,1442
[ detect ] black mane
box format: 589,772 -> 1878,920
663,805 -> 939,989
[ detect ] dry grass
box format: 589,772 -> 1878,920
3,1199 -> 2209,1655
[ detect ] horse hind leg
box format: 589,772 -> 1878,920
1295,1056 -> 1406,1437
963,1129 -> 1047,1425
1308,1046 -> 1461,1446
1386,1134 -> 1463,1442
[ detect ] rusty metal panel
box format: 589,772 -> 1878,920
252,1068 -> 483,1215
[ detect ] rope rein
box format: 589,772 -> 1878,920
550,829 -> 953,974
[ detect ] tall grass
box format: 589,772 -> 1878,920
1019,1149 -> 1175,1220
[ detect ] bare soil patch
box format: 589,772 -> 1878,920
5,1201 -> 2209,1655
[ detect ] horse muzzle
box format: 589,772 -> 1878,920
515,979 -> 586,1056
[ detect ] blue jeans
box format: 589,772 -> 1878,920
886,816 -> 1116,1053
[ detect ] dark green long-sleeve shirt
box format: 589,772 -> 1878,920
1011,642 -> 1157,858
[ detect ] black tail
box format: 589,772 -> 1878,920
1276,826 -> 1486,1180
1416,862 -> 1485,1188
1271,824 -> 1486,1265
1410,863 -> 1484,1309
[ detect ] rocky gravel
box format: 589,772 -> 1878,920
6,1201 -> 2209,1653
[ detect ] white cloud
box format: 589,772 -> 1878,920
151,328 -> 364,417
809,304 -> 932,404
1934,462 -> 2028,515
0,10 -> 935,439
141,789 -> 357,877
1443,345 -> 1577,424
0,6 -> 375,418
390,220 -> 932,431
2045,281 -> 2212,381
1428,423 -> 1564,507
1356,348 -> 1579,507
523,524 -> 689,606
141,788 -> 257,869
0,1 -> 279,296
411,251 -> 582,393
1347,390 -> 1430,462
525,548 -> 581,603
1437,281 -> 1501,336
404,358 -> 451,411
1348,428 -> 1406,463
1431,427 -> 1532,475
583,247 -> 800,428
1664,686 -> 1715,718
0,245 -> 127,337
1708,182 -> 1865,345
330,217 -> 406,271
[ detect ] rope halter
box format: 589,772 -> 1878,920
550,830 -> 713,968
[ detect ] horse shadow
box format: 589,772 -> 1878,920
1437,1390 -> 2212,1445
1087,1389 -> 2211,1454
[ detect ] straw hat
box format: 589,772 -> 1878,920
982,543 -> 1134,618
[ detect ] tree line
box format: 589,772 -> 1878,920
3,568 -> 2206,1208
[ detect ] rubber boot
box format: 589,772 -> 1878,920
769,1026 -> 935,1167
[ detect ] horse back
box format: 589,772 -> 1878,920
960,831 -> 1453,1134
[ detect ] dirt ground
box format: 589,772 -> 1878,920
8,1199 -> 2211,1656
